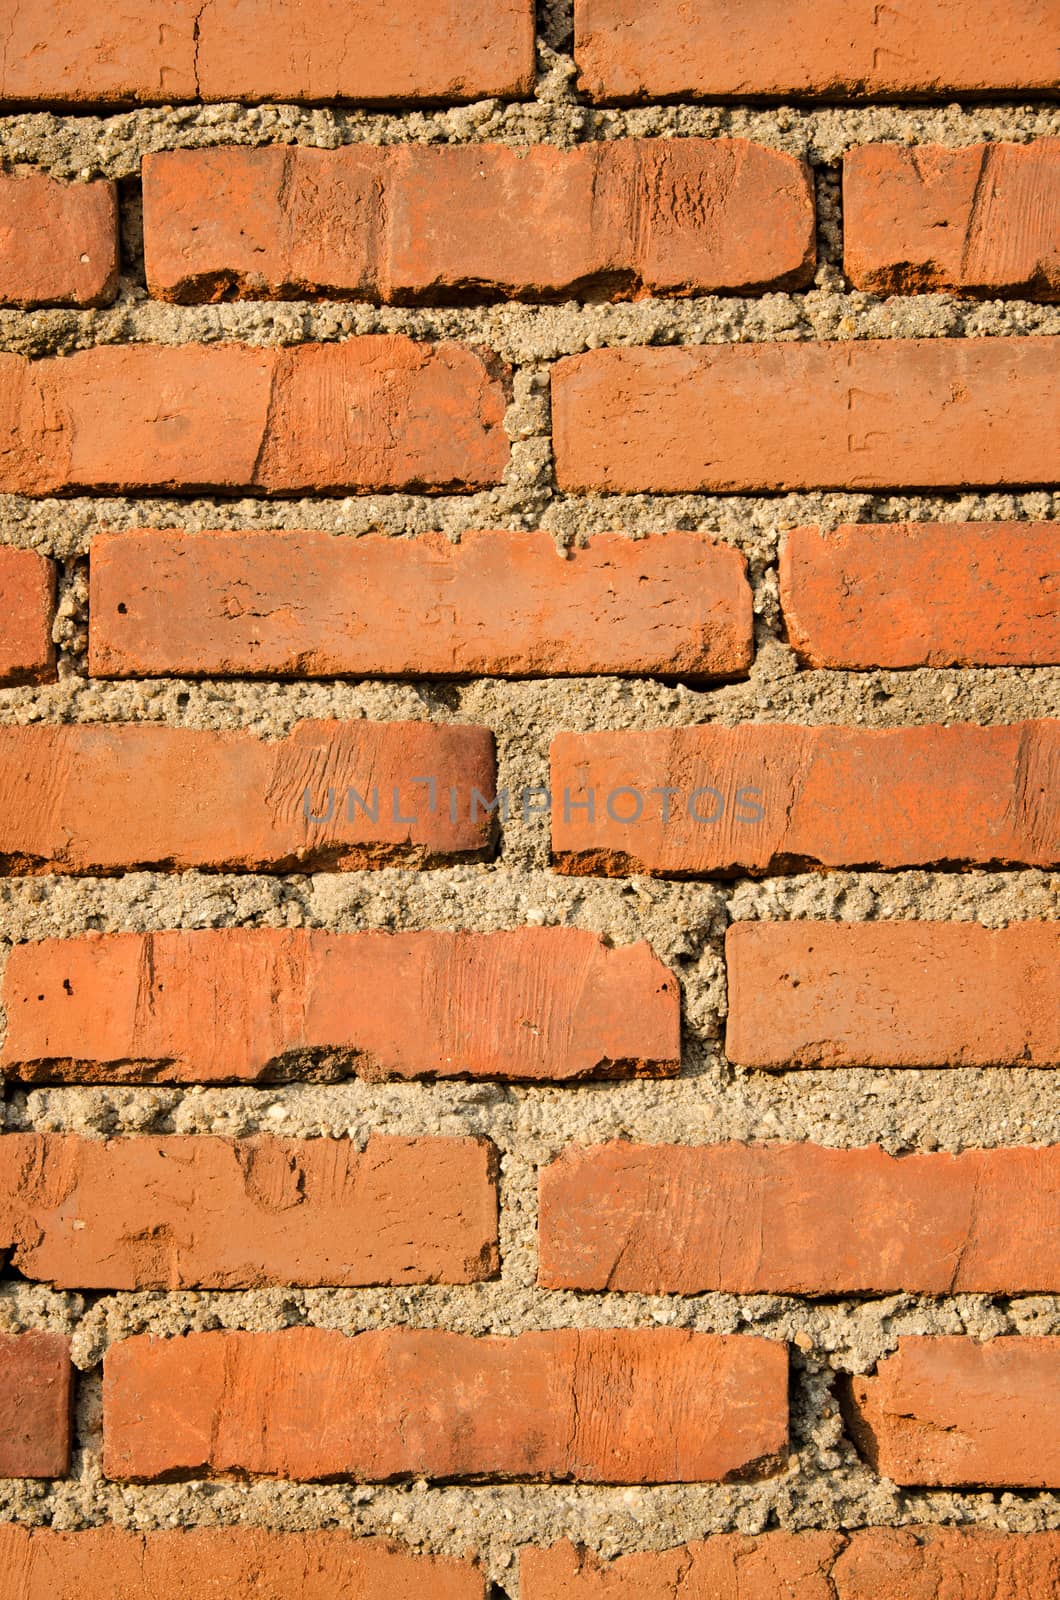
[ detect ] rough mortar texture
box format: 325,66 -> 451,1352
0,14 -> 1057,1594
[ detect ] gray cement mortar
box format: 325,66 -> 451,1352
0,19 -> 1058,1591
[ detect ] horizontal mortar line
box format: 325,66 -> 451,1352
5,1283 -> 1060,1316
2,693 -> 1058,729
0,864 -> 1052,905
4,310 -> 1060,354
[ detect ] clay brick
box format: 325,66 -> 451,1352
0,1133 -> 499,1289
88,528 -> 754,682
551,339 -> 1060,493
0,927 -> 679,1085
0,548 -> 56,685
0,171 -> 118,306
521,1534 -> 846,1599
780,523 -> 1060,668
539,1142 -> 1060,1295
0,720 -> 496,875
831,1528 -> 1060,1599
143,139 -> 815,302
102,1327 -> 788,1483
0,339 -> 508,496
521,1530 -> 1060,1599
846,1336 -> 1060,1488
725,920 -> 1060,1069
574,0 -> 1060,102
0,1 -> 535,106
549,720 -> 1059,877
0,1332 -> 72,1479
844,141 -> 1060,298
0,1526 -> 486,1600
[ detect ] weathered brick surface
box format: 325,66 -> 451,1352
574,0 -> 1060,101
847,1336 -> 1060,1487
0,1 -> 535,106
725,920 -> 1060,1069
844,140 -> 1060,298
0,1527 -> 487,1599
0,1133 -> 499,1289
89,528 -> 754,681
0,339 -> 509,495
0,720 -> 496,874
103,1327 -> 788,1483
539,1142 -> 1060,1295
0,1333 -> 72,1479
830,1528 -> 1060,1598
521,1534 -> 846,1598
0,927 -> 679,1084
551,339 -> 1060,492
0,548 -> 56,685
0,171 -> 118,306
550,721 -> 1059,877
521,1530 -> 1060,1598
780,522 -> 1060,668
143,139 -> 815,302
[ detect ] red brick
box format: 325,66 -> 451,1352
725,920 -> 1060,1069
847,1336 -> 1060,1488
780,522 -> 1060,669
831,1528 -> 1060,1599
539,1142 -> 1060,1295
521,1530 -> 1060,1599
0,339 -> 508,496
521,1535 -> 845,1599
0,927 -> 679,1085
549,720 -> 1059,877
0,171 -> 118,306
551,339 -> 1060,493
0,719 -> 496,874
0,1527 -> 486,1600
0,1 -> 535,106
0,1133 -> 498,1289
844,140 -> 1060,298
88,528 -> 754,682
102,1327 -> 788,1483
0,548 -> 56,685
143,140 -> 815,303
574,0 -> 1060,101
0,1332 -> 72,1478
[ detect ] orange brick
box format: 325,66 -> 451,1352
0,927 -> 679,1084
0,171 -> 118,306
0,548 -> 56,685
847,1336 -> 1060,1488
521,1535 -> 845,1599
0,339 -> 508,496
521,1530 -> 1060,1599
551,339 -> 1060,492
780,522 -> 1060,668
88,528 -> 754,682
831,1528 -> 1060,1599
725,920 -> 1060,1069
0,1133 -> 498,1289
0,1332 -> 72,1479
574,0 -> 1059,101
549,721 -> 1059,877
539,1142 -> 1060,1295
0,1527 -> 486,1600
143,140 -> 815,302
0,0 -> 535,106
844,140 -> 1060,298
102,1327 -> 788,1484
0,720 -> 496,874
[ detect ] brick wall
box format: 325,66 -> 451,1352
0,2 -> 1057,1593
